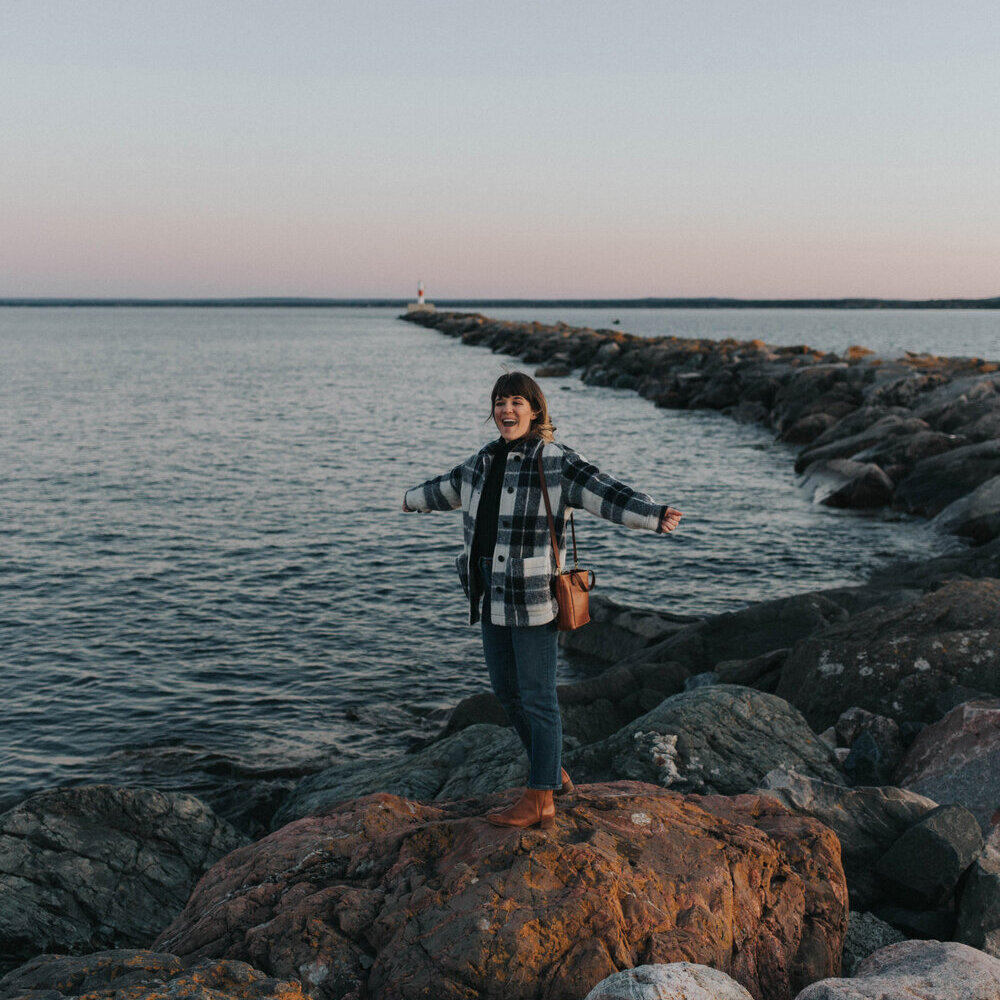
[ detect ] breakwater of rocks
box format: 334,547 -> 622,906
403,309 -> 1000,542
3,311 -> 1000,1000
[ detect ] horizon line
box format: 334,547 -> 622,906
2,295 -> 1000,310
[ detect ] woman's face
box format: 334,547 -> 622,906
493,394 -> 538,441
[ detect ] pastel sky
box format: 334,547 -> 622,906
3,1 -> 999,299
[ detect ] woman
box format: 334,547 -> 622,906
402,371 -> 682,830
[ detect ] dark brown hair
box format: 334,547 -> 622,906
488,371 -> 555,441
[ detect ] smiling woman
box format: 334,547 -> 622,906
401,371 -> 682,831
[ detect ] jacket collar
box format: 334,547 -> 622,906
484,434 -> 546,459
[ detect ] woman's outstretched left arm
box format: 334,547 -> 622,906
561,445 -> 682,534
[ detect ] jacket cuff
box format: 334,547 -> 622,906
654,504 -> 669,533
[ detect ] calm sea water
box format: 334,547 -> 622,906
1,306 -> 988,828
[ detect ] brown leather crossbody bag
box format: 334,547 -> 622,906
537,452 -> 596,631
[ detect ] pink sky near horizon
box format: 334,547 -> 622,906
2,1 -> 999,300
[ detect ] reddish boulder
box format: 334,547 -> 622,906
895,699 -> 1000,833
155,784 -> 848,1000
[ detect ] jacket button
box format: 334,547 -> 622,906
495,585 -> 502,593
507,487 -> 514,494
502,520 -> 510,528
497,555 -> 505,562
513,455 -> 521,461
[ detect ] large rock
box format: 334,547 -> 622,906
893,438 -> 1000,515
620,593 -> 849,677
273,724 -> 526,827
874,803 -> 984,908
793,414 -> 928,473
794,939 -> 1000,1000
583,962 -> 754,999
155,784 -> 848,1000
774,580 -> 1000,731
933,474 -> 1000,543
0,951 -> 306,1000
756,769 -> 936,908
894,698 -> 1000,832
956,829 -> 1000,959
799,459 -> 894,509
558,593 -> 700,663
850,429 -> 967,473
0,786 -> 247,972
566,686 -> 845,794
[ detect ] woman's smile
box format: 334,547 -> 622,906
494,394 -> 537,441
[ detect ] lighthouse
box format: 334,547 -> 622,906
406,280 -> 436,314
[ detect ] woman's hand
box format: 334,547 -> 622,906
660,507 -> 683,533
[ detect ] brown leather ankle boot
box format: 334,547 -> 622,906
556,768 -> 574,796
486,788 -> 555,830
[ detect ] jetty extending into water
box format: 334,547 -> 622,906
403,308 -> 1000,543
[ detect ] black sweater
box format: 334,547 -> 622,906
471,437 -> 513,564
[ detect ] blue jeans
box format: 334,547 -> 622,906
479,557 -> 561,790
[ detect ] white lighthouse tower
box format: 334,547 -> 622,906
406,280 -> 435,314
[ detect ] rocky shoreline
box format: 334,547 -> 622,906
3,314 -> 1000,999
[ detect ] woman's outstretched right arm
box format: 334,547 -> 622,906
402,463 -> 464,513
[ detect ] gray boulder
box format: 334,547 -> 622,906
619,592 -> 849,678
774,579 -> 1000,731
794,414 -> 928,473
584,962 -> 754,1000
800,459 -> 894,509
840,912 -> 906,977
559,593 -> 699,663
794,940 -> 1000,1000
850,429 -> 967,471
272,724 -> 527,827
714,648 -> 788,691
874,803 -> 984,907
956,830 -> 1000,959
0,786 -> 247,972
894,698 -> 1000,833
894,438 -> 1000,515
834,708 -> 904,787
756,769 -> 936,909
806,405 -> 909,450
933,474 -> 1000,543
566,686 -> 845,795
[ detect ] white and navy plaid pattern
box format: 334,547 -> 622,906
404,436 -> 667,627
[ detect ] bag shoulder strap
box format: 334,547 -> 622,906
537,450 -> 561,573
537,449 -> 580,573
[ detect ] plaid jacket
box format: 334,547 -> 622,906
404,435 -> 668,627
